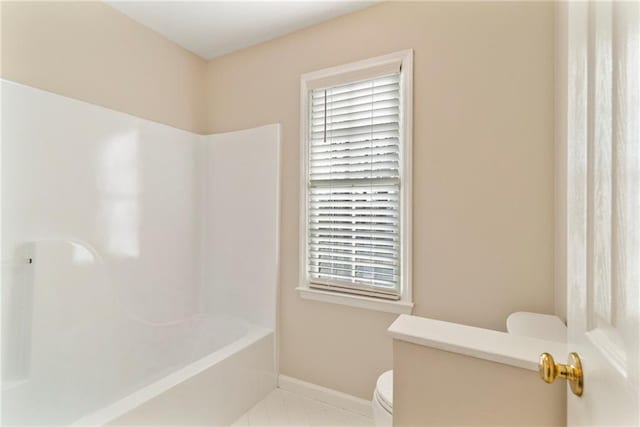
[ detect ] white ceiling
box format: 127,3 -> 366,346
106,1 -> 377,60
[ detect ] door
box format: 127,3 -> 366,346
560,0 -> 639,425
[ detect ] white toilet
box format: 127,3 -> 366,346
372,370 -> 393,426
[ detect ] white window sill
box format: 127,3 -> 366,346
296,286 -> 414,315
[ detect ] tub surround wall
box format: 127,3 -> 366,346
200,126 -> 280,330
0,1 -> 207,133
1,80 -> 280,425
1,80 -> 201,330
204,1 -> 556,398
1,80 -> 201,425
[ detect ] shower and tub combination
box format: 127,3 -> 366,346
1,80 -> 280,426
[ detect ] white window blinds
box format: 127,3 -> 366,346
307,73 -> 401,299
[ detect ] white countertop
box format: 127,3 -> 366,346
388,314 -> 567,371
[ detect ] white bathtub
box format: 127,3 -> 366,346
3,310 -> 276,426
85,322 -> 276,426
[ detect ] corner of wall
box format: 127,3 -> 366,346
553,1 -> 568,322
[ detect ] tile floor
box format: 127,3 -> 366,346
231,388 -> 373,427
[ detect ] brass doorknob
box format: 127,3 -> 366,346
538,352 -> 584,396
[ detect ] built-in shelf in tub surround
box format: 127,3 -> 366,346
506,311 -> 567,342
388,315 -> 567,371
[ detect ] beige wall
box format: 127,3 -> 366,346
393,340 -> 566,426
205,1 -> 556,399
554,1 -> 568,322
0,1 -> 207,133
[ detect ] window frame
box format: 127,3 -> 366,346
297,49 -> 414,315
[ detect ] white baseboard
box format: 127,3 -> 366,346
277,374 -> 373,418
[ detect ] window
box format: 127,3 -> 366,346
298,50 -> 413,314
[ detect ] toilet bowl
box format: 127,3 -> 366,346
372,370 -> 393,426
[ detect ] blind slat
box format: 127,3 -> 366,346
309,244 -> 397,257
310,199 -> 398,209
311,155 -> 399,170
312,231 -> 397,239
312,92 -> 400,112
310,258 -> 399,271
311,272 -> 398,288
310,161 -> 399,175
311,122 -> 398,139
310,252 -> 399,265
318,74 -> 399,94
311,196 -> 398,204
312,131 -> 399,146
312,99 -> 399,120
311,114 -> 399,133
312,107 -> 399,125
311,138 -> 399,155
311,144 -> 398,159
310,170 -> 399,180
311,224 -> 398,233
312,82 -> 399,103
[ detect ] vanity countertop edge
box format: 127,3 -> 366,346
388,314 -> 568,371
